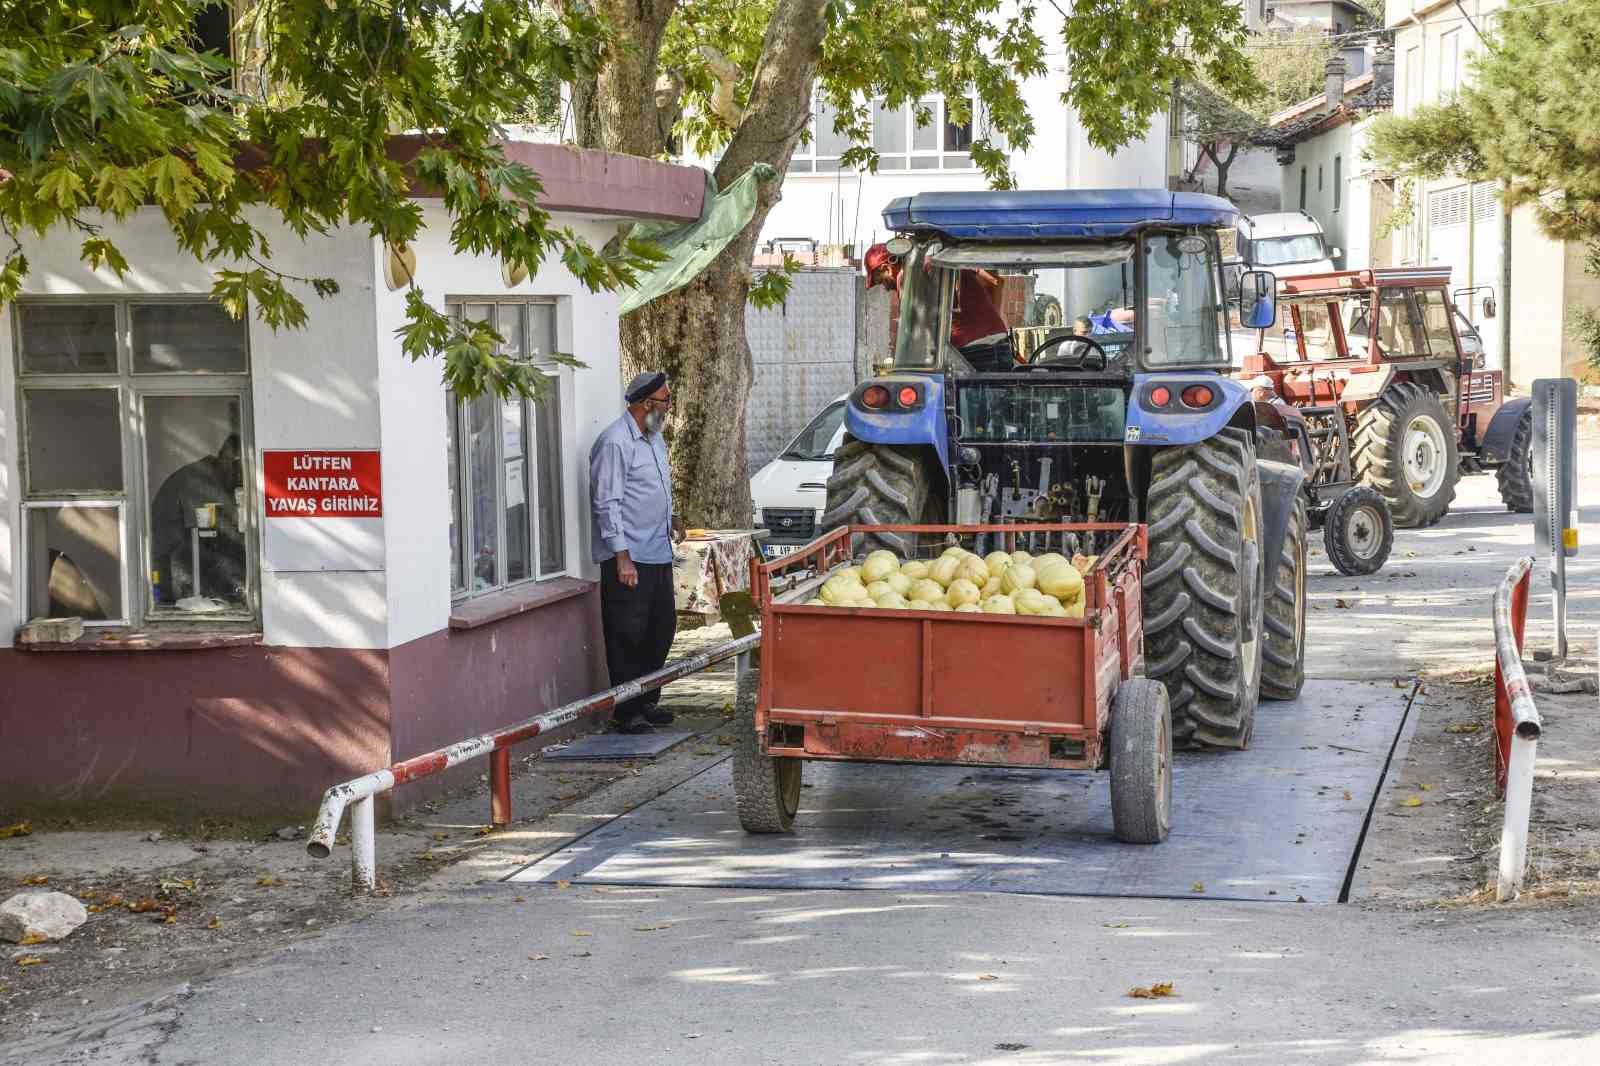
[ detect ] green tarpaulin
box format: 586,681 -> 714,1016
617,163 -> 776,315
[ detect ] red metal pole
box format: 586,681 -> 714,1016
1495,568 -> 1533,790
490,747 -> 511,828
1511,568 -> 1529,654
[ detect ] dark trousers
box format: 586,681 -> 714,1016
600,559 -> 676,722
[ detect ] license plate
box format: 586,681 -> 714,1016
765,544 -> 800,558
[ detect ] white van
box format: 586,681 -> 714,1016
1235,211 -> 1341,276
748,396 -> 847,556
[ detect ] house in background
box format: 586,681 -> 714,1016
1386,0 -> 1598,384
1255,46 -> 1397,278
0,143 -> 704,817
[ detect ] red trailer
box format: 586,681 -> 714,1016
733,522 -> 1172,844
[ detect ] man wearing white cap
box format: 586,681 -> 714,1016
589,371 -> 677,733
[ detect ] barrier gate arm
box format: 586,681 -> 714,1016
306,630 -> 762,891
1492,556 -> 1543,902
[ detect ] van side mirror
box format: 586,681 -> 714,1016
1482,295 -> 1496,319
1238,270 -> 1278,329
1329,247 -> 1343,261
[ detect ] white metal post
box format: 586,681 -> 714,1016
352,794 -> 376,892
1497,733 -> 1538,902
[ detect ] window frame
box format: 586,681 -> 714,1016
1333,155 -> 1342,213
444,296 -> 569,603
789,92 -> 988,175
12,295 -> 259,630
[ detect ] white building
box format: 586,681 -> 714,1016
1387,0 -> 1597,384
726,6 -> 1176,254
0,141 -> 704,815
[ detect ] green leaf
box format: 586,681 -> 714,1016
93,165 -> 148,218
40,167 -> 87,211
81,238 -> 130,278
145,155 -> 202,215
192,142 -> 236,191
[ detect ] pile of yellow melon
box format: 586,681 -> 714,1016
808,546 -> 1095,618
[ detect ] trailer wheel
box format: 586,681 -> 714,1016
1141,428 -> 1264,749
1322,485 -> 1393,576
1353,381 -> 1459,528
731,665 -> 802,833
1109,678 -> 1173,845
1261,492 -> 1307,701
1496,406 -> 1535,513
822,437 -> 945,557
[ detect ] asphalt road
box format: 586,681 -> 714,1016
15,437 -> 1598,1066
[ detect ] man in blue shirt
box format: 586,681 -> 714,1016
590,372 -> 677,733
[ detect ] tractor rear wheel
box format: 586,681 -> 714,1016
1261,492 -> 1307,701
1141,429 -> 1265,749
1353,382 -> 1459,528
1496,406 -> 1535,513
821,438 -> 945,557
732,665 -> 802,833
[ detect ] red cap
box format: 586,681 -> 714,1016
863,244 -> 894,288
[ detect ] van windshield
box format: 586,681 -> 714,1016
1252,234 -> 1327,267
780,401 -> 846,461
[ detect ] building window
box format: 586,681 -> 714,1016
1438,30 -> 1461,101
15,299 -> 254,627
1333,155 -> 1342,212
790,93 -> 985,174
445,299 -> 567,598
1318,164 -> 1324,192
1299,167 -> 1308,210
1405,45 -> 1422,113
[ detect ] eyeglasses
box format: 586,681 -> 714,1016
644,394 -> 672,408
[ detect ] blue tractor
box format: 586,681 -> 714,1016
824,190 -> 1307,748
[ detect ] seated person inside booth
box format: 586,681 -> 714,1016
865,243 -> 1011,371
150,433 -> 246,607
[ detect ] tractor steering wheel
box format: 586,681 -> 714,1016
1028,332 -> 1110,371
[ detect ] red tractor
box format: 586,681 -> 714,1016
1237,267 -> 1531,573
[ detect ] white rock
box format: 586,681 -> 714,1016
0,891 -> 88,943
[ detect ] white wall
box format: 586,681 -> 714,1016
1,205 -> 631,652
0,208 -> 386,649
372,204 -> 624,649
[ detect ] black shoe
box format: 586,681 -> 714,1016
614,716 -> 655,735
643,706 -> 675,726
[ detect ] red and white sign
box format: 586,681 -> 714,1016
263,450 -> 383,519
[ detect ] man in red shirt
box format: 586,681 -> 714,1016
865,244 -> 1012,369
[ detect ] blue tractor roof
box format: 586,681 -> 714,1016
882,189 -> 1238,240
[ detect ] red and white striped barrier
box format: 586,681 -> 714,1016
1493,556 -> 1542,902
306,631 -> 761,890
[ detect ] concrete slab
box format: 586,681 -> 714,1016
543,731 -> 692,762
510,681 -> 1418,903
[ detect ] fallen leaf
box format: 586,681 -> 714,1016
15,955 -> 46,967
1334,598 -> 1352,609
977,974 -> 1000,981
1102,922 -> 1129,929
634,925 -> 667,932
0,823 -> 32,840
432,832 -> 450,842
1419,783 -> 1433,792
207,916 -> 222,930
572,951 -> 592,958
512,896 -> 527,903
1401,796 -> 1423,807
416,853 -> 434,862
556,880 -> 571,890
474,826 -> 495,837
163,915 -> 177,925
529,953 -> 550,961
159,878 -> 196,892
256,877 -> 278,887
1343,791 -> 1353,801
1127,982 -> 1176,999
717,736 -> 735,746
1191,881 -> 1206,893
572,930 -> 593,937
20,876 -> 47,886
592,887 -> 611,894
1444,722 -> 1482,734
127,899 -> 162,913
18,932 -> 47,946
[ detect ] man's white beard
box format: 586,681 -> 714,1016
644,410 -> 667,435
